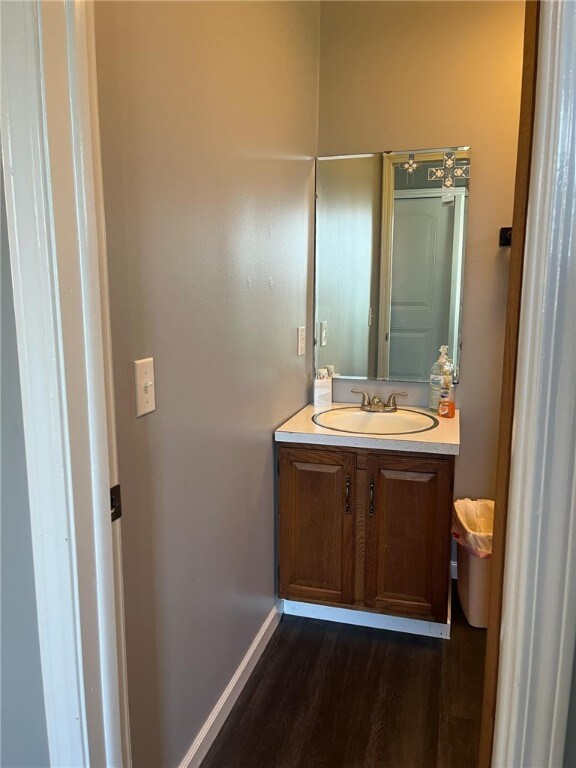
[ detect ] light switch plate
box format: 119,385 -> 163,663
320,321 -> 327,347
134,357 -> 156,417
297,326 -> 306,357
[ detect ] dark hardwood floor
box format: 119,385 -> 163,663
201,589 -> 486,768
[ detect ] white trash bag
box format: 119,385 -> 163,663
452,498 -> 494,559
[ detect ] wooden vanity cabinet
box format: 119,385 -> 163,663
278,448 -> 355,605
277,444 -> 454,623
365,453 -> 453,621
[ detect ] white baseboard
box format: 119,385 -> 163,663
178,602 -> 283,768
451,559 -> 458,580
282,597 -> 451,640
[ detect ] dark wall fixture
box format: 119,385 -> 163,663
499,227 -> 513,247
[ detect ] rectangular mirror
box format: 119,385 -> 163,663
315,147 -> 470,382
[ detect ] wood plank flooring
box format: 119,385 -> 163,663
201,591 -> 486,768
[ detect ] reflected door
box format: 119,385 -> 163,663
388,196 -> 454,381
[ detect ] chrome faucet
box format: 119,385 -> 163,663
383,391 -> 408,412
351,389 -> 408,413
351,389 -> 371,410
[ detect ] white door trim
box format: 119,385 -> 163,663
83,2 -> 132,763
493,2 -> 576,766
1,1 -> 123,764
447,194 -> 465,372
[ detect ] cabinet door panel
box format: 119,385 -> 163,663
366,455 -> 452,621
279,448 -> 355,605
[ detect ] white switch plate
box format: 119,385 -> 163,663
297,326 -> 306,356
134,357 -> 156,417
320,321 -> 327,347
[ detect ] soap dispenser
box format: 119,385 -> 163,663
428,345 -> 453,411
438,381 -> 456,418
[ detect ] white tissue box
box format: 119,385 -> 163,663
313,377 -> 332,406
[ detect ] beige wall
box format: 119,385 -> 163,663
95,2 -> 319,765
318,0 -> 525,498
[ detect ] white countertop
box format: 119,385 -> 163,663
275,402 -> 460,455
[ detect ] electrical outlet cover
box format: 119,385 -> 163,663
297,326 -> 306,356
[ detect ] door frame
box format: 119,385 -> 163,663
1,1 -> 130,765
478,2 -> 540,762
480,1 -> 576,765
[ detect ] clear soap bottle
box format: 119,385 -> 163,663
428,345 -> 453,411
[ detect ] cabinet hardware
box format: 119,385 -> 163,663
345,473 -> 351,513
369,476 -> 375,516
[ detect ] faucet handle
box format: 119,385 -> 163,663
351,389 -> 371,409
386,391 -> 408,409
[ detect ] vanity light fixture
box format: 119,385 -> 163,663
402,153 -> 419,174
428,151 -> 470,189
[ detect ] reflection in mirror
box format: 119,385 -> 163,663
315,147 -> 470,382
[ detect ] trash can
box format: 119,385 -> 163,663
452,498 -> 494,628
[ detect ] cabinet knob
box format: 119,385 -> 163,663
345,474 -> 351,514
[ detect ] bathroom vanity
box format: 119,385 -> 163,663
275,404 -> 459,632
280,145 -> 466,636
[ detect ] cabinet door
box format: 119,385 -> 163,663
365,454 -> 452,621
278,448 -> 355,605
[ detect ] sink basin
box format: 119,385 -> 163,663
312,407 -> 439,435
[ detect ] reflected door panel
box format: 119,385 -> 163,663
389,197 -> 454,381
